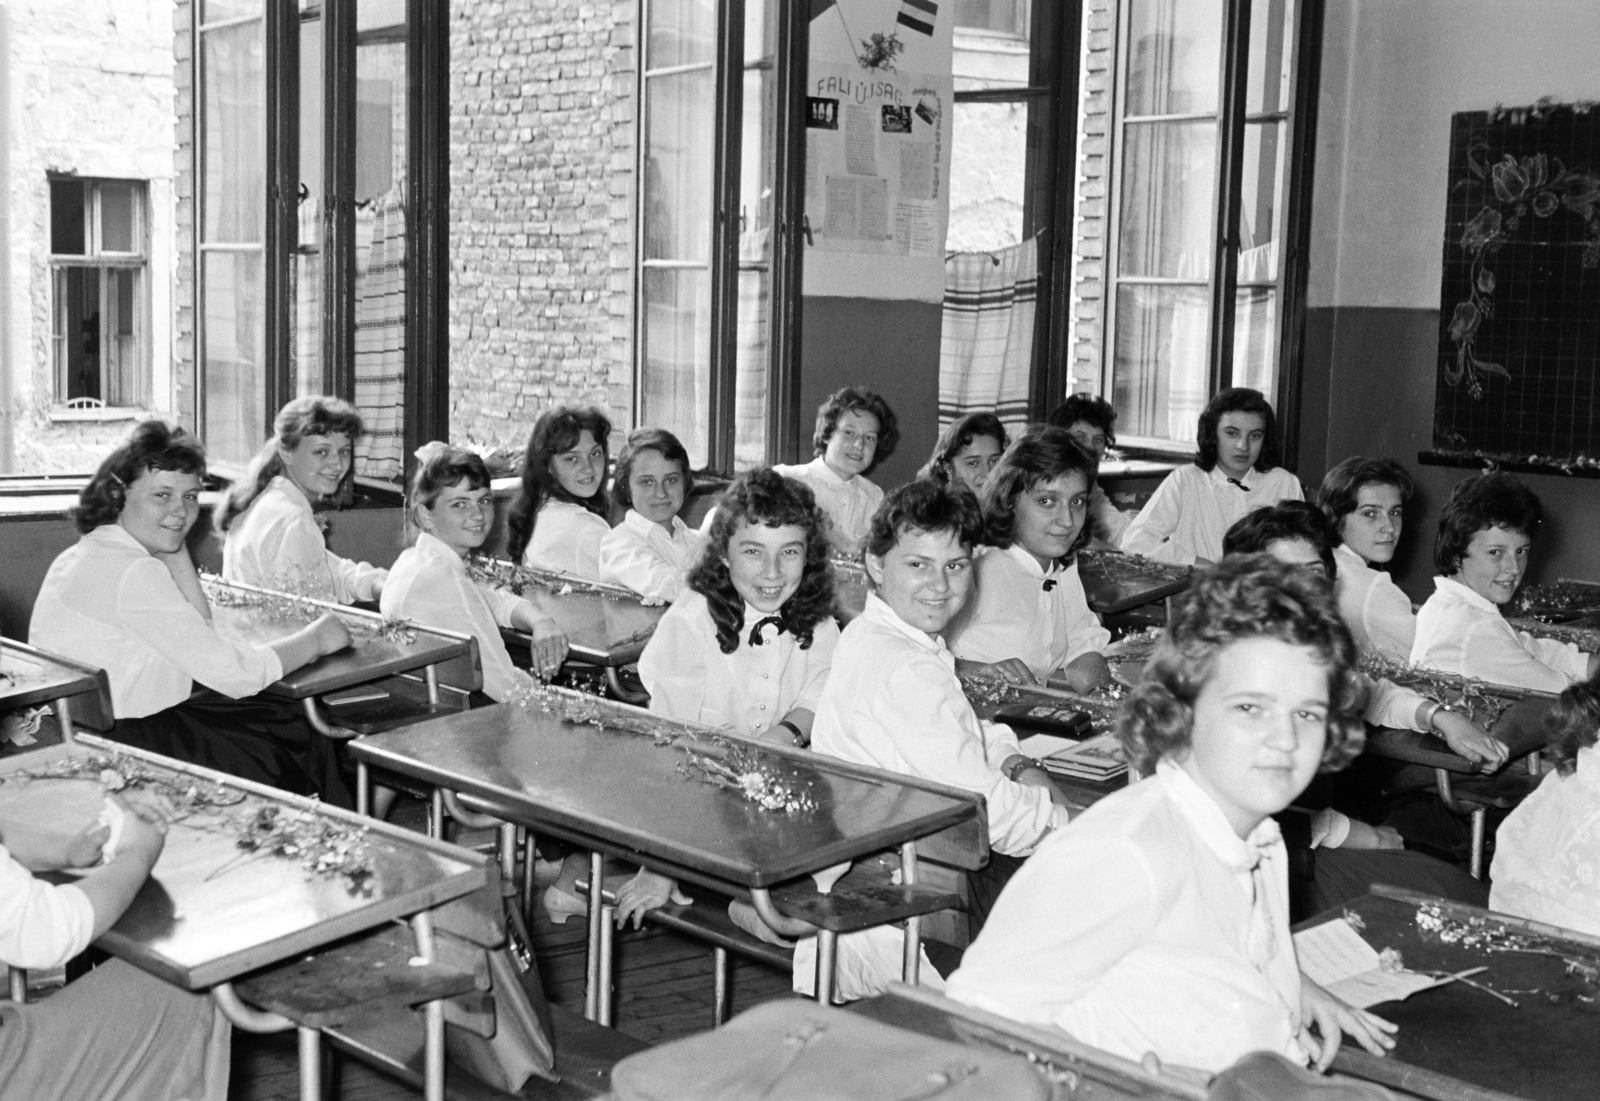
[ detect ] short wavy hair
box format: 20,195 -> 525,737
1544,679 -> 1600,777
916,412 -> 1009,490
1117,555 -> 1365,776
507,405 -> 614,562
612,427 -> 693,512
1433,472 -> 1543,576
75,420 -> 208,534
811,386 -> 900,464
1223,500 -> 1339,580
865,478 -> 986,564
1047,394 -> 1118,446
1196,387 -> 1281,473
220,395 -> 364,530
978,425 -> 1098,561
688,469 -> 836,655
1318,456 -> 1415,535
406,442 -> 492,541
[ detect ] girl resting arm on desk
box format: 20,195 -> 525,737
29,421 -> 354,805
506,405 -> 615,582
598,428 -> 707,602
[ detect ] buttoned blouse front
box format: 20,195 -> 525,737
637,590 -> 840,738
946,544 -> 1111,683
222,476 -> 386,603
1490,745 -> 1600,936
29,524 -> 283,718
381,532 -> 537,703
523,499 -> 612,581
946,762 -> 1306,1073
1333,543 -> 1417,661
812,592 -> 1065,856
771,457 -> 883,554
1121,464 -> 1304,565
1411,575 -> 1588,693
598,510 -> 706,602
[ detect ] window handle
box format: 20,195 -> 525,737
801,214 -> 814,247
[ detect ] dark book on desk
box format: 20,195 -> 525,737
992,703 -> 1094,739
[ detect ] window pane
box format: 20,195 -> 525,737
1125,0 -> 1222,117
201,0 -> 262,23
295,16 -> 325,397
1117,119 -> 1215,279
1238,119 -> 1285,278
1112,284 -> 1209,442
948,100 -> 1029,252
203,251 -> 266,462
642,69 -> 714,263
735,0 -> 778,470
100,183 -> 137,253
201,23 -> 265,244
1246,0 -> 1294,116
955,0 -> 1030,37
63,267 -> 101,402
647,0 -> 715,69
107,269 -> 143,408
640,267 -> 712,468
356,0 -> 404,32
50,179 -> 84,255
1232,286 -> 1277,395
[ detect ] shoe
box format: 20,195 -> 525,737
532,858 -> 564,889
728,900 -> 796,948
542,885 -> 588,925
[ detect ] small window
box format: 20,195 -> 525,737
48,177 -> 149,409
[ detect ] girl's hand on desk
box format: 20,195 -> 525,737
116,796 -> 168,866
311,613 -> 354,658
1299,975 -> 1397,1071
1,819 -> 110,872
614,869 -> 690,930
964,658 -> 1037,687
1432,710 -> 1509,771
527,617 -> 569,680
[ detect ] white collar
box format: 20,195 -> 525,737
92,521 -> 154,557
1576,744 -> 1600,790
1333,543 -> 1371,571
622,508 -> 687,540
271,475 -> 316,513
806,456 -> 854,487
1155,760 -> 1283,871
413,530 -> 469,574
860,590 -> 949,657
1433,574 -> 1503,615
1000,541 -> 1065,580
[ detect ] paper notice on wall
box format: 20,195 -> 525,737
845,104 -> 879,176
894,199 -> 938,255
824,176 -> 890,241
899,141 -> 935,202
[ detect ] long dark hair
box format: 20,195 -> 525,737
978,425 -> 1098,563
917,412 -> 1008,490
75,420 -> 208,534
506,405 -> 613,562
221,396 -> 364,531
687,469 -> 836,654
1195,387 -> 1281,473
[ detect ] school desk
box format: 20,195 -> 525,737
0,638 -> 114,743
0,734 -> 496,1101
1076,548 -> 1193,615
347,693 -> 986,1017
1307,885 -> 1600,1101
499,584 -> 666,702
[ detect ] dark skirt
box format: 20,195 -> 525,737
109,689 -> 353,808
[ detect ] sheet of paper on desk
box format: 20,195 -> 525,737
1294,917 -> 1444,1009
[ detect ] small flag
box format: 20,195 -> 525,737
897,0 -> 937,36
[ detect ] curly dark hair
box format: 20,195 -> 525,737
916,412 -> 1009,490
978,425 -> 1098,562
1223,501 -> 1339,580
220,395 -> 364,531
405,442 -> 492,541
612,427 -> 692,512
1116,555 -> 1365,776
1317,456 -> 1415,536
1047,394 -> 1118,447
865,478 -> 986,564
687,469 -> 837,655
75,420 -> 208,534
1195,387 -> 1281,473
1543,678 -> 1600,777
1433,472 -> 1542,576
507,405 -> 613,562
810,386 -> 900,465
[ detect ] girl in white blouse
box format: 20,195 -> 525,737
1318,456 -> 1420,662
506,405 -> 615,580
917,412 -> 1008,499
382,444 -> 569,700
772,386 -> 899,556
598,427 -> 706,601
1048,394 -> 1133,549
221,396 -> 388,603
946,425 -> 1113,693
30,421 -> 354,804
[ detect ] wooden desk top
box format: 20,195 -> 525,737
0,736 -> 491,991
349,698 -> 983,889
1076,550 -> 1192,615
501,588 -> 666,666
1310,886 -> 1600,1101
1,639 -> 106,715
203,576 -> 476,698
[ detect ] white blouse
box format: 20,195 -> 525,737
523,499 -> 612,581
771,457 -> 884,555
30,524 -> 284,718
381,532 -> 537,703
1411,576 -> 1588,693
222,476 -> 386,603
946,545 -> 1111,684
946,762 -> 1308,1073
638,590 -> 840,739
0,845 -> 95,970
1490,745 -> 1600,937
1121,464 -> 1304,565
598,510 -> 706,602
1333,543 -> 1417,662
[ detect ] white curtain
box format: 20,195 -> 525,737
938,235 -> 1038,437
353,184 -> 406,479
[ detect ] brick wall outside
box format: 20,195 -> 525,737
1067,0 -> 1113,394
173,0 -> 192,434
447,0 -> 635,453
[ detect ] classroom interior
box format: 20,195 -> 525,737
2,1 -> 1600,1100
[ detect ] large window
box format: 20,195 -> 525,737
49,178 -> 149,409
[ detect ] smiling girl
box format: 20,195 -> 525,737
946,426 -> 1112,693
598,427 -> 706,601
773,386 -> 899,556
917,412 -> 1008,499
1412,472 -> 1598,692
1123,387 -> 1303,565
221,396 -> 388,603
507,406 -> 614,580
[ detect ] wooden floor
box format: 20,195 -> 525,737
228,799 -> 795,1100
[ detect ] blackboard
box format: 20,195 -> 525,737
1433,103 -> 1600,463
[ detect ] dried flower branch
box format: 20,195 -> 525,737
201,574 -> 417,644
1358,654 -> 1517,728
465,556 -> 654,604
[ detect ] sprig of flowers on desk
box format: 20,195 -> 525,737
1416,903 -> 1600,988
1078,549 -> 1193,586
464,556 -> 657,604
1358,654 -> 1515,728
200,574 -> 418,645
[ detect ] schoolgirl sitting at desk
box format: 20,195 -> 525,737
1412,472 -> 1597,693
1122,387 -> 1303,565
947,557 -> 1397,1075
1048,393 -> 1132,548
30,421 -> 354,804
1318,456 -> 1419,662
382,443 -> 570,698
773,386 -> 899,556
221,395 -> 388,603
507,405 -> 614,580
598,427 -> 706,602
917,412 -> 1008,499
945,426 -> 1112,693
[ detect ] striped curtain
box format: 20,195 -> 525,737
938,235 -> 1037,436
353,184 -> 406,479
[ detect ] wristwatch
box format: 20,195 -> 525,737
775,720 -> 809,749
1002,755 -> 1044,782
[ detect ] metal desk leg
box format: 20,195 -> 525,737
298,1028 -> 323,1101
712,947 -> 730,1026
900,841 -> 921,985
815,930 -> 838,1006
355,761 -> 370,818
598,897 -> 617,1026
411,910 -> 445,1101
521,829 -> 539,928
428,788 -> 445,841
425,664 -> 440,705
584,851 -> 605,1021
498,822 -> 518,883
8,966 -> 26,1003
212,984 -> 310,1097
52,699 -> 75,745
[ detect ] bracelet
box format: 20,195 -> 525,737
1003,756 -> 1043,782
775,720 -> 808,749
1421,700 -> 1445,732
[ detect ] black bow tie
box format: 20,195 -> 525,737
748,615 -> 784,646
1042,578 -> 1058,592
1227,477 -> 1250,492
